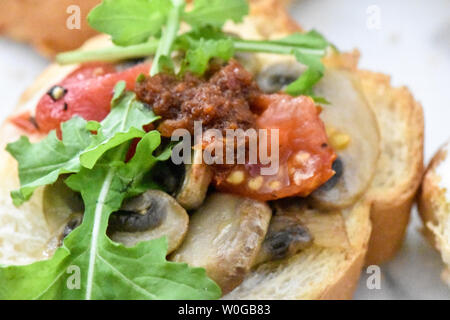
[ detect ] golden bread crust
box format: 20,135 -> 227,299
418,143 -> 450,285
358,70 -> 424,265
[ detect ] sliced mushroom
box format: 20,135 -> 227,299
170,193 -> 272,294
256,59 -> 305,93
44,212 -> 83,256
272,198 -> 350,250
310,69 -> 380,209
234,52 -> 261,75
175,146 -> 213,210
109,190 -> 189,253
253,214 -> 313,266
151,161 -> 184,195
44,183 -> 188,254
59,213 -> 83,243
43,177 -> 83,235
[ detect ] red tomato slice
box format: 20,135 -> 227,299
35,63 -> 150,133
214,94 -> 336,201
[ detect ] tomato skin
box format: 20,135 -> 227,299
9,111 -> 39,134
214,94 -> 336,201
35,63 -> 150,133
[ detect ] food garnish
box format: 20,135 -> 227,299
57,0 -> 330,97
2,0 -> 336,300
0,83 -> 221,299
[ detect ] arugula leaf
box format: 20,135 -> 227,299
183,0 -> 248,28
6,117 -> 92,206
285,50 -> 325,96
7,83 -> 159,205
182,38 -> 234,74
0,134 -> 221,300
80,82 -> 160,169
59,0 -> 331,97
88,0 -> 172,46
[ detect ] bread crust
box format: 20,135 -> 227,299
418,142 -> 450,285
358,71 -> 424,265
0,0 -> 100,57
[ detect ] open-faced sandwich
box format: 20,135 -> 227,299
0,0 -> 423,299
419,141 -> 450,286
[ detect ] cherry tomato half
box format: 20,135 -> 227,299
35,62 -> 150,133
214,94 -> 336,201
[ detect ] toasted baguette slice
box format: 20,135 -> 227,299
1,0 -> 424,268
359,70 -> 424,265
0,0 -> 100,57
418,142 -> 450,286
0,0 -> 424,299
0,1 -> 374,299
0,46 -> 373,298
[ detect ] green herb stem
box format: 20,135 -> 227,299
56,38 -> 325,66
57,40 -> 159,65
150,0 -> 185,76
232,39 -> 326,56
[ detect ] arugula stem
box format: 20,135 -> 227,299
150,0 -> 185,76
57,40 -> 159,65
85,141 -> 129,300
56,37 -> 325,67
232,39 -> 326,56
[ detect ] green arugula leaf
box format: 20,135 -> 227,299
276,30 -> 329,49
88,0 -> 172,46
183,0 -> 248,28
7,83 -> 159,205
0,133 -> 221,300
6,117 -> 92,206
285,50 -> 325,96
59,1 -> 331,97
80,82 -> 160,169
182,38 -> 234,74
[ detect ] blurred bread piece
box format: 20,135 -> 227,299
0,0 -> 99,57
418,142 -> 450,286
0,0 -> 294,57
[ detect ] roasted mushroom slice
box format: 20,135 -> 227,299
170,193 -> 272,294
253,214 -> 313,266
234,52 -> 261,75
108,190 -> 189,253
43,177 -> 83,235
257,59 -> 305,93
175,147 -> 213,210
59,213 -> 83,243
311,69 -> 380,209
273,198 -> 350,250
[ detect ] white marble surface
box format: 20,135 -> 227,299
0,0 -> 449,300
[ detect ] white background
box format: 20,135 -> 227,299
0,0 -> 450,299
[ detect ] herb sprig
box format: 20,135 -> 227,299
57,0 -> 330,96
0,83 -> 221,300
